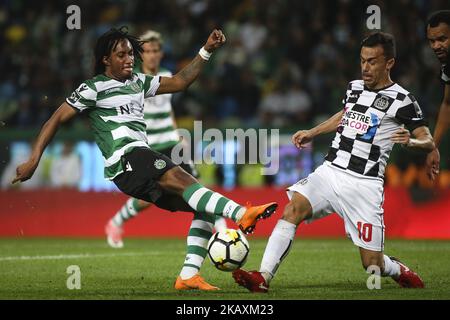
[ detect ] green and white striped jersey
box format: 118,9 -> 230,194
142,68 -> 179,151
66,72 -> 160,180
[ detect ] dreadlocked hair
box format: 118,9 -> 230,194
94,26 -> 143,75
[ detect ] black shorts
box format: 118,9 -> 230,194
157,145 -> 199,178
113,147 -> 177,203
113,146 -> 198,213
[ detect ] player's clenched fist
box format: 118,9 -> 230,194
292,130 -> 315,149
204,29 -> 226,52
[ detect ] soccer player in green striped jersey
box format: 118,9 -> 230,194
12,27 -> 278,291
105,30 -> 227,257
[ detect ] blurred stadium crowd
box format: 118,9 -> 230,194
0,0 -> 448,189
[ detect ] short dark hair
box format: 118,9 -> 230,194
94,26 -> 143,75
361,32 -> 396,59
427,10 -> 450,28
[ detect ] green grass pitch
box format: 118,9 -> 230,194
0,238 -> 449,300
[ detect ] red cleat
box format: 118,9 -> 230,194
390,256 -> 424,288
232,269 -> 269,293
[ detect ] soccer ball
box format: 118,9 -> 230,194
207,228 -> 250,272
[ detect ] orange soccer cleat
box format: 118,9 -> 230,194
174,274 -> 220,291
237,202 -> 278,234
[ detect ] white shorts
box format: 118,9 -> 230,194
287,163 -> 385,251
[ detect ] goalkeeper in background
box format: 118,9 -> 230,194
105,30 -> 227,249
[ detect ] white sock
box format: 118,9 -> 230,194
382,255 -> 401,278
259,219 -> 297,284
180,254 -> 205,280
179,212 -> 215,280
183,183 -> 245,222
234,207 -> 246,222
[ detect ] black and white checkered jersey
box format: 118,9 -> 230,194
440,63 -> 450,84
325,80 -> 427,180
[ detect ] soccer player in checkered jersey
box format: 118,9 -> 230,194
425,10 -> 450,181
233,32 -> 434,292
12,27 -> 278,291
105,30 -> 227,250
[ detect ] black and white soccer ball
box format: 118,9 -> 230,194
207,228 -> 250,272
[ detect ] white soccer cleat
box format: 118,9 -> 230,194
105,219 -> 124,249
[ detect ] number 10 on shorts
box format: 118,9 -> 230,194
357,222 -> 373,242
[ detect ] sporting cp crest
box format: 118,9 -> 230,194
154,159 -> 167,170
373,96 -> 390,110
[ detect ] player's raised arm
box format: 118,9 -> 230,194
156,29 -> 226,94
12,102 -> 77,184
292,110 -> 344,149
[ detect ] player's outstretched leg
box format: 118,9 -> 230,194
233,192 -> 312,293
183,183 -> 277,234
175,212 -> 219,291
105,198 -> 150,248
359,248 -> 424,288
159,167 -> 278,234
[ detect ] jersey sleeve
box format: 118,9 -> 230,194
394,93 -> 427,131
341,82 -> 353,106
143,74 -> 161,98
66,82 -> 97,111
440,64 -> 450,85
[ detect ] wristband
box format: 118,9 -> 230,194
198,47 -> 212,61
